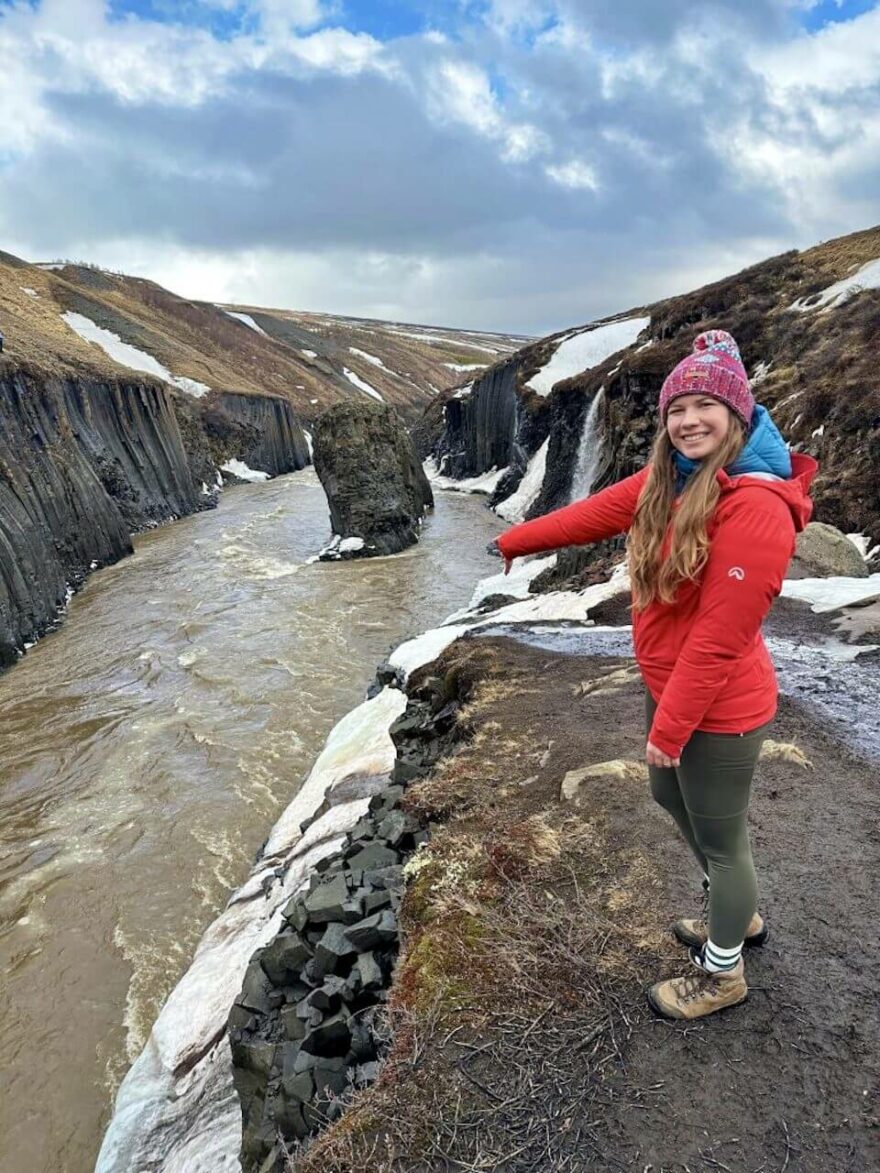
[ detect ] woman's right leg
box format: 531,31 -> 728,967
645,693 -> 709,877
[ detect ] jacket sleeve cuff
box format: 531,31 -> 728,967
648,724 -> 683,760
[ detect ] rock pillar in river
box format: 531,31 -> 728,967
312,401 -> 433,559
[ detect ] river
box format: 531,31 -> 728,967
0,468 -> 503,1173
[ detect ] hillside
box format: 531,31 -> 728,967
0,253 -> 528,425
427,224 -> 880,551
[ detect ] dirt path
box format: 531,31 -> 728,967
297,629 -> 879,1173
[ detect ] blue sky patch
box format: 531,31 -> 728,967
799,0 -> 878,33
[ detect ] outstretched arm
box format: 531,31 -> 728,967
496,466 -> 650,562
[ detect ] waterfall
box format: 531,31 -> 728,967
569,387 -> 604,502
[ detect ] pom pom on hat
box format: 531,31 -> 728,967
660,329 -> 755,427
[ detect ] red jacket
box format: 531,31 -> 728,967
496,454 -> 818,757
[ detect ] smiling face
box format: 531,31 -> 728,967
665,393 -> 734,460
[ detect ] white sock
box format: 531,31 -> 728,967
701,938 -> 743,973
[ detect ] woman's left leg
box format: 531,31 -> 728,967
675,723 -> 769,960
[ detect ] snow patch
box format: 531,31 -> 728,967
316,534 -> 370,560
20,286 -> 39,298
220,459 -> 270,483
349,347 -> 385,368
525,316 -> 650,397
61,312 -> 211,398
444,362 -> 485,372
303,430 -> 314,458
789,258 -> 880,312
300,349 -> 318,359
225,311 -> 267,336
750,361 -> 771,386
445,553 -> 558,619
781,574 -> 880,613
425,458 -> 509,496
343,368 -> 383,402
495,438 -> 549,523
846,534 -> 880,562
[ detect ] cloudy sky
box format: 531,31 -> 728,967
1,0 -> 878,334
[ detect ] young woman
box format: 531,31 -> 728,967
494,330 -> 818,1020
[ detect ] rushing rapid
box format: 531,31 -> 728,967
0,468 -> 503,1173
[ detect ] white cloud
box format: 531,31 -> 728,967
249,0 -> 327,35
545,159 -> 599,190
426,59 -> 549,163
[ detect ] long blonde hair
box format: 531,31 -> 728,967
628,412 -> 747,610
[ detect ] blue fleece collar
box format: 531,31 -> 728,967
673,405 -> 792,491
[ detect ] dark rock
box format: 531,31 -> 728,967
363,888 -> 392,915
283,981 -> 311,1004
301,958 -> 324,987
311,1058 -> 351,1099
363,864 -> 404,891
291,1050 -> 347,1076
312,400 -> 434,559
280,1006 -> 306,1041
274,1094 -> 308,1140
259,932 -> 312,985
239,958 -> 276,1015
339,897 -> 365,924
391,758 -> 423,783
345,842 -> 399,872
354,951 -> 384,990
344,909 -> 398,952
377,809 -> 417,847
283,900 -> 309,933
306,986 -> 339,1014
231,1039 -> 277,1077
350,818 -> 376,840
281,1069 -> 314,1104
228,1005 -> 256,1033
313,922 -> 358,975
301,1011 -> 352,1058
303,873 -> 349,923
348,1016 -> 378,1062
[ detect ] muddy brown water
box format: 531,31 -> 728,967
0,468 -> 503,1173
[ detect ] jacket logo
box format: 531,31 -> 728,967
728,567 -> 746,581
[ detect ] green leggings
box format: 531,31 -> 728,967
645,693 -> 769,949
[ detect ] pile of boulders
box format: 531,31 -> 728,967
230,791 -> 425,1167
229,677 -> 463,1172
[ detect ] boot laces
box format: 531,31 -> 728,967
680,969 -> 719,1003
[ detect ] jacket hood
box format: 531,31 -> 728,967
728,405 -> 793,480
719,449 -> 818,533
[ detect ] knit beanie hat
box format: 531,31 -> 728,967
659,329 -> 755,427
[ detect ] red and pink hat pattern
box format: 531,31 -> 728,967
659,329 -> 755,427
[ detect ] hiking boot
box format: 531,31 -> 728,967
673,911 -> 769,950
646,958 -> 748,1020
